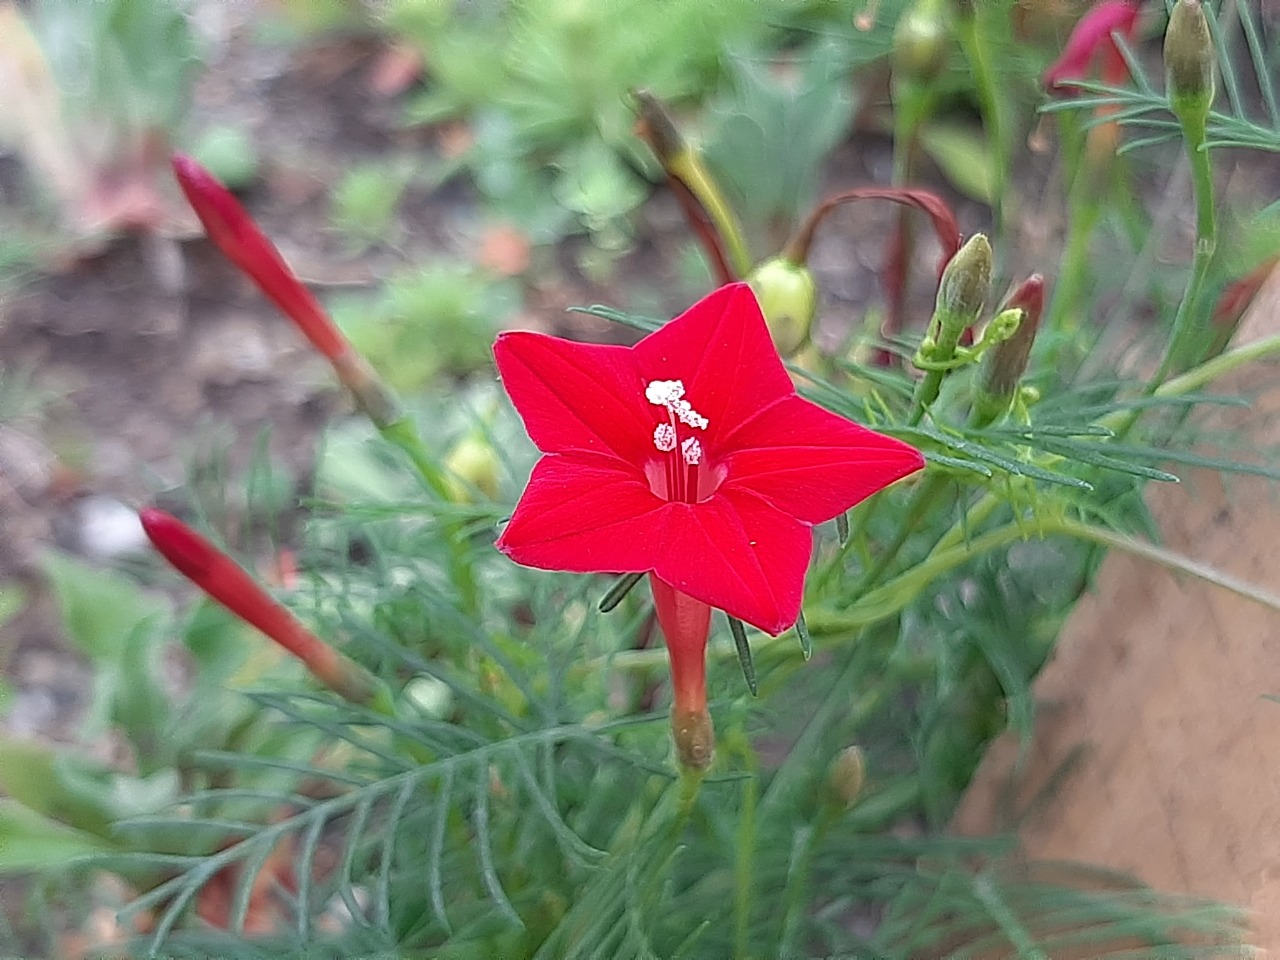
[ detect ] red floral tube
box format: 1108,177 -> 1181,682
139,508 -> 375,704
649,575 -> 714,770
172,154 -> 398,426
172,155 -> 349,362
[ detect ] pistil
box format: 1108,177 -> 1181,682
647,379 -> 709,505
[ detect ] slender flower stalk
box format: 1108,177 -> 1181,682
782,187 -> 960,365
953,0 -> 1008,234
139,508 -> 377,705
782,187 -> 960,275
886,0 -> 950,361
1150,0 -> 1218,391
632,90 -> 751,282
1041,1 -> 1139,338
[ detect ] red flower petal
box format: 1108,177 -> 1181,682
653,487 -> 812,635
494,332 -> 654,465
496,453 -> 667,572
633,284 -> 795,452
1043,1 -> 1139,94
722,396 -> 925,524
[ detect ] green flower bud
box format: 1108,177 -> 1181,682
1164,0 -> 1215,118
936,233 -> 992,331
444,434 -> 500,503
893,0 -> 950,84
748,256 -> 818,356
828,745 -> 867,807
911,234 -> 993,419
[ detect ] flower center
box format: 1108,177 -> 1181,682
644,379 -> 723,504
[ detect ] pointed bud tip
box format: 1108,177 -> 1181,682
1164,0 -> 1215,107
1008,273 -> 1046,317
975,272 -> 1048,421
171,152 -> 220,196
139,508 -> 216,581
938,233 -> 992,319
631,89 -> 684,164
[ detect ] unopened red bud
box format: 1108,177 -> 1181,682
1164,0 -> 1215,114
172,154 -> 350,363
139,508 -> 376,704
974,274 -> 1045,426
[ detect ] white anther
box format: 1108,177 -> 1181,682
671,399 -> 708,430
653,423 -> 677,452
645,379 -> 685,406
681,437 -> 703,465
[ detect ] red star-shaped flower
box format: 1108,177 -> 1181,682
494,283 -> 924,636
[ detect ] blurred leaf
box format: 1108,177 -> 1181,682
551,140 -> 648,229
188,125 -> 259,190
705,40 -> 855,239
332,262 -> 519,393
0,736 -> 180,844
316,423 -> 420,503
42,553 -> 173,764
182,599 -> 254,689
42,552 -> 167,662
330,162 -> 410,251
0,798 -> 116,872
0,737 -> 115,836
33,0 -> 199,133
918,121 -> 995,203
0,583 -> 24,627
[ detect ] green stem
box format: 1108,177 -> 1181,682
1042,186 -> 1101,340
909,309 -> 967,424
852,473 -> 947,594
732,742 -> 758,958
778,807 -> 837,956
955,11 -> 1007,237
1148,111 -> 1217,390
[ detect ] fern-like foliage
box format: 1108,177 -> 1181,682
1044,0 -> 1280,154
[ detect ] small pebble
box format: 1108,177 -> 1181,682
77,495 -> 147,559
